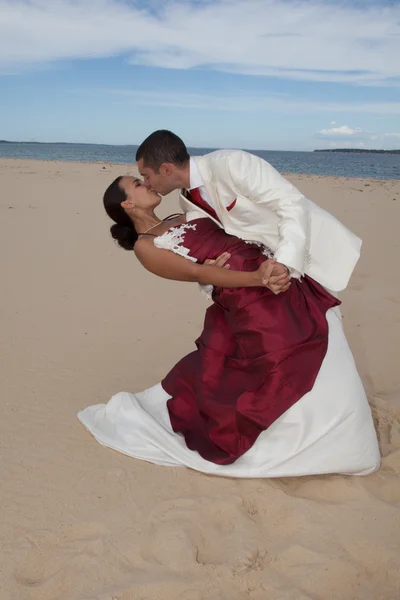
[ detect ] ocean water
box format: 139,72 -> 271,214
0,142 -> 399,180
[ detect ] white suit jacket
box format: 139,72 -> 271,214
179,150 -> 362,292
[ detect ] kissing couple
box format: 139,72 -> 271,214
78,130 -> 380,478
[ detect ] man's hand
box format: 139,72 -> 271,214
259,259 -> 291,294
206,253 -> 291,294
204,252 -> 231,269
269,260 -> 291,294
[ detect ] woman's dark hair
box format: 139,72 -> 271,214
136,130 -> 190,172
103,176 -> 138,250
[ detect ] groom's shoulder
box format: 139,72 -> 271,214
202,149 -> 249,162
196,149 -> 253,170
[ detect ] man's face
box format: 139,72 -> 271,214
137,159 -> 176,196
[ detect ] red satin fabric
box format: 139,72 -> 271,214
188,187 -> 220,222
162,219 -> 340,465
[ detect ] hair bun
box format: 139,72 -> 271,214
110,224 -> 138,250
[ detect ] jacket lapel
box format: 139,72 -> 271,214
179,190 -> 222,227
192,155 -> 224,221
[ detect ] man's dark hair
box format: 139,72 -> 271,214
135,130 -> 190,172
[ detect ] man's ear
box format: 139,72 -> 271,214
159,162 -> 173,177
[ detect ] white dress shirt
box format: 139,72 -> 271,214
188,157 -> 212,207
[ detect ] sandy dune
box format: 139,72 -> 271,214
1,158 -> 399,600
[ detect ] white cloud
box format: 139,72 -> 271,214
382,132 -> 400,139
102,88 -> 400,116
0,0 -> 399,86
319,125 -> 362,136
316,123 -> 400,149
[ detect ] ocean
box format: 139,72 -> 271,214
0,142 -> 399,180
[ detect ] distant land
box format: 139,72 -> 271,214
315,148 -> 400,154
1,141 -> 399,155
0,140 -> 43,144
0,140 -> 124,146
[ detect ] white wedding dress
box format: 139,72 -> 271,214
78,315 -> 380,476
78,217 -> 380,478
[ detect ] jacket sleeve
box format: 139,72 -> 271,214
226,151 -> 310,277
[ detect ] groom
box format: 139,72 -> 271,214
136,130 -> 362,294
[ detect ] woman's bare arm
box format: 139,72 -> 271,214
134,237 -> 275,288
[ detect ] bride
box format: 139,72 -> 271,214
78,176 -> 380,477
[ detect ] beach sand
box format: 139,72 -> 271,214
1,158 -> 399,600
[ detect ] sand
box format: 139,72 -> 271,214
1,158 -> 399,600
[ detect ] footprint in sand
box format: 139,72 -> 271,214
140,496 -> 267,572
381,448 -> 400,473
371,390 -> 400,457
14,523 -> 107,600
270,543 -> 390,600
358,471 -> 400,506
271,475 -> 369,504
374,417 -> 400,458
353,271 -> 369,280
384,295 -> 400,305
347,281 -> 364,291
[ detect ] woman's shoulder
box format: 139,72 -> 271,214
134,235 -> 154,254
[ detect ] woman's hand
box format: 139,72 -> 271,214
267,261 -> 291,294
205,254 -> 291,293
204,252 -> 231,269
257,259 -> 291,294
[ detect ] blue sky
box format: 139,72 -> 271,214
1,0 -> 399,150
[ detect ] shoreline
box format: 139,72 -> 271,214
1,157 -> 398,182
1,141 -> 399,154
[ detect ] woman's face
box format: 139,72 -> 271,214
119,176 -> 161,211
